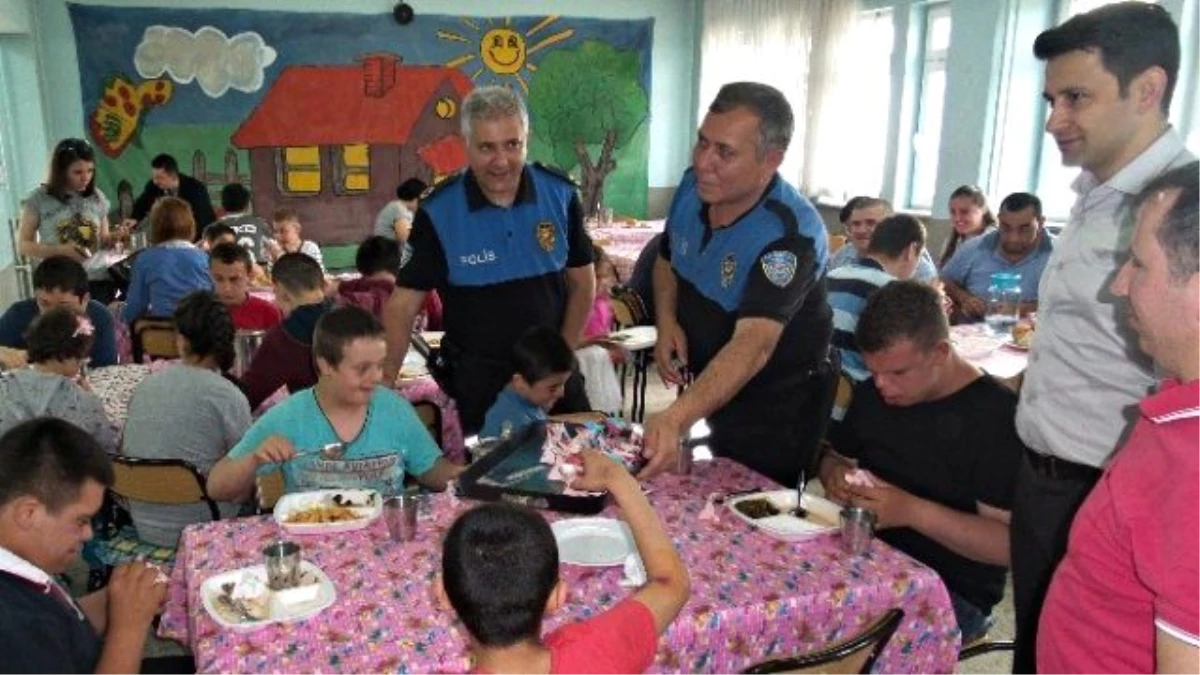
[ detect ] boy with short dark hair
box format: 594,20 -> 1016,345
209,243 -> 281,331
438,450 -> 689,674
238,253 -> 332,410
214,183 -> 272,263
0,256 -> 117,368
335,235 -> 442,327
480,326 -> 576,438
200,223 -> 237,251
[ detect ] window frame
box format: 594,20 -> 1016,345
277,145 -> 322,196
903,1 -> 951,211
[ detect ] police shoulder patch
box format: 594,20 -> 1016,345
761,250 -> 797,287
533,162 -> 580,187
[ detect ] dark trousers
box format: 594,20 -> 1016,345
1010,452 -> 1100,673
451,359 -> 590,437
708,381 -> 824,488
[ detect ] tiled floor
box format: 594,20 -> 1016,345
77,365 -> 1015,671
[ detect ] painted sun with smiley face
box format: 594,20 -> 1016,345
439,16 -> 574,92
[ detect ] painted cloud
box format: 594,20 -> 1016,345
134,25 -> 278,98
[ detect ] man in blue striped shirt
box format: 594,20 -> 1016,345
827,214 -> 927,384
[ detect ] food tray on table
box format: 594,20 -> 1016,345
726,490 -> 842,542
273,489 -> 382,535
457,420 -> 645,515
200,562 -> 335,631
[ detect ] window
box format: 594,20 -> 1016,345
805,8 -> 895,202
338,143 -> 370,193
281,146 -> 321,194
906,3 -> 951,210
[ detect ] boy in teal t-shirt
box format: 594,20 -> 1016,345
208,305 -> 463,500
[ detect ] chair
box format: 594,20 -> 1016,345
958,636 -> 1016,661
256,469 -> 286,512
96,456 -> 220,568
610,286 -> 648,328
827,233 -> 848,254
413,400 -> 442,449
131,317 -> 179,362
743,608 -> 904,674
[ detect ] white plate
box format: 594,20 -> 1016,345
200,561 -> 335,631
1002,338 -> 1031,352
727,490 -> 841,542
274,489 -> 382,535
551,517 -> 635,567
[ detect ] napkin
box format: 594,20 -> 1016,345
619,553 -> 647,588
698,492 -> 721,523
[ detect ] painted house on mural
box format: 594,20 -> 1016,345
231,52 -> 473,243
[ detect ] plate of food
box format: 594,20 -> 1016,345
550,517 -> 635,566
200,562 -> 335,631
1006,321 -> 1035,351
273,489 -> 382,535
726,490 -> 841,542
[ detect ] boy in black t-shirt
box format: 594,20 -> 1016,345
817,281 -> 1023,644
0,419 -> 174,673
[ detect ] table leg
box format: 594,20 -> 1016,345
632,351 -> 649,423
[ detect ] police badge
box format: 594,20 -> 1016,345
720,253 -> 737,288
536,222 -> 556,252
761,250 -> 797,287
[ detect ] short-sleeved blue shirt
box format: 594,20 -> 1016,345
480,384 -> 546,439
227,386 -> 442,496
941,229 -> 1055,303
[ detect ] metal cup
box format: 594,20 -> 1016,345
674,443 -> 693,475
263,540 -> 302,590
840,507 -> 877,555
384,494 -> 419,542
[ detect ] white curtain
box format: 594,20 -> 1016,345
699,0 -> 859,192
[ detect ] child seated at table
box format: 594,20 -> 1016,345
480,326 -> 575,439
335,235 -> 442,330
265,209 -> 324,271
200,222 -> 237,251
121,291 -> 250,546
0,255 -> 118,368
238,252 -> 333,410
0,307 -> 117,453
209,243 -> 282,332
207,305 -> 463,501
437,449 -> 689,673
575,244 -> 623,413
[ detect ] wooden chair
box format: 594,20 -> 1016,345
131,317 -> 179,362
609,286 -> 648,328
742,608 -> 904,674
827,233 -> 848,254
958,636 -> 1016,661
413,400 -> 442,449
97,456 -> 220,568
255,469 -> 286,512
110,456 -> 219,519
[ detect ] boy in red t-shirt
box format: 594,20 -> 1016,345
437,450 -> 690,674
209,242 -> 282,331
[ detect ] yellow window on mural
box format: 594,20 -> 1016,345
342,144 -> 370,192
283,146 -> 321,194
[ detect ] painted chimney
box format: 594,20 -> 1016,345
360,52 -> 400,98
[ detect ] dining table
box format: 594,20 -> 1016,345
156,457 -> 961,673
949,323 -> 1029,386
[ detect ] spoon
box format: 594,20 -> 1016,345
792,470 -> 809,518
292,443 -> 347,461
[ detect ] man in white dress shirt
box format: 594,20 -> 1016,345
1011,3 -> 1195,670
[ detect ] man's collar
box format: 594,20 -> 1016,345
1073,126 -> 1187,195
464,167 -> 537,212
991,227 -> 1053,262
1141,379 -> 1200,424
0,545 -> 53,590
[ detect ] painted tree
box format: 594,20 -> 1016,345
528,40 -> 648,218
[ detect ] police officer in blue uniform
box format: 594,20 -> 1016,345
641,82 -> 833,486
383,86 -> 595,435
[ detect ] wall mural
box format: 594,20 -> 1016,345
68,5 -> 653,245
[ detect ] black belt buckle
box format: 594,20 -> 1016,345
1028,449 -> 1098,482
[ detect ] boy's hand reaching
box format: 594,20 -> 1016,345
568,449 -> 632,493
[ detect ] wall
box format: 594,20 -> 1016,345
34,0 -> 699,195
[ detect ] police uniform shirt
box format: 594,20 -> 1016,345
660,168 -> 832,406
398,164 -> 593,361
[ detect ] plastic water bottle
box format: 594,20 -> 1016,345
985,273 -> 1022,337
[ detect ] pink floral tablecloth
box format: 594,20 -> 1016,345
590,220 -> 664,282
90,363 -> 465,464
157,459 -> 959,673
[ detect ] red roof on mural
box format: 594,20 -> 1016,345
419,135 -> 468,174
231,56 -> 474,148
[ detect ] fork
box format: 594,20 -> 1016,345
793,470 -> 809,517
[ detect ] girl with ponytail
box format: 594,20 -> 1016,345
120,291 -> 252,546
